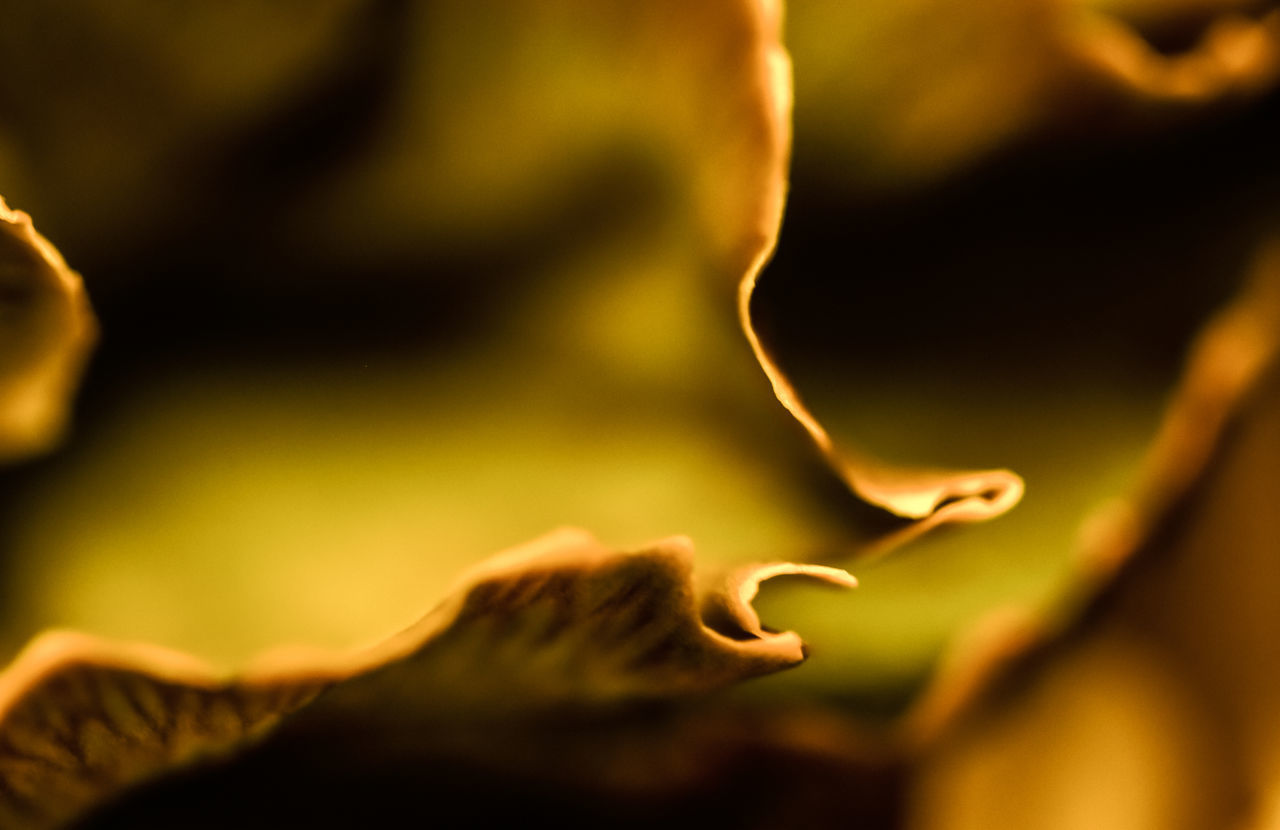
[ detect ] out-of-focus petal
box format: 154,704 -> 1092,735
0,197 -> 95,460
888,235 -> 1280,745
786,0 -> 1280,192
1069,0 -> 1280,104
906,237 -> 1280,829
0,1 -> 366,265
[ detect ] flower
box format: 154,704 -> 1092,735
2,1 -> 1280,828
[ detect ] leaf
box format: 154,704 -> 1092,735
0,197 -> 95,460
0,529 -> 852,830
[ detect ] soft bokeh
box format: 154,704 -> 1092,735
1,0 -> 1280,827
0,0 -> 827,669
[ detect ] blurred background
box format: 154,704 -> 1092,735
0,0 -> 1278,741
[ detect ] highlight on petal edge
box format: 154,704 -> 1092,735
0,530 -> 853,830
0,197 -> 95,461
1,1 -> 1279,827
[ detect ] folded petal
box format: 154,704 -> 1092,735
0,529 -> 852,829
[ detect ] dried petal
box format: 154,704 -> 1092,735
0,635 -> 324,830
737,3 -> 1028,550
0,529 -> 852,829
738,0 -> 1280,729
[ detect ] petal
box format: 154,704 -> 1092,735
741,5 -> 1280,723
0,530 -> 853,829
1068,2 -> 1280,104
2,0 -> 816,666
785,0 -> 1280,191
0,197 -> 95,460
908,238 -> 1280,828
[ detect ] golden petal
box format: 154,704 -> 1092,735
907,239 -> 1280,828
785,0 -> 1280,191
2,0 -> 815,666
1069,4 -> 1280,103
0,197 -> 95,460
0,529 -> 852,829
895,233 -> 1280,748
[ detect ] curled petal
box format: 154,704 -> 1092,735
739,241 -> 1026,557
0,529 -> 852,829
703,561 -> 857,642
0,634 -> 326,830
737,2 -> 1025,556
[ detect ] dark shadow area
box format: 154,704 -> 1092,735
74,705 -> 905,830
759,83 -> 1280,387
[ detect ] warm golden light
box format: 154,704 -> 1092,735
0,0 -> 1279,827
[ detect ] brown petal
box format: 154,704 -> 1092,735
0,635 -> 325,830
0,529 -> 852,829
739,152 -> 1026,558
